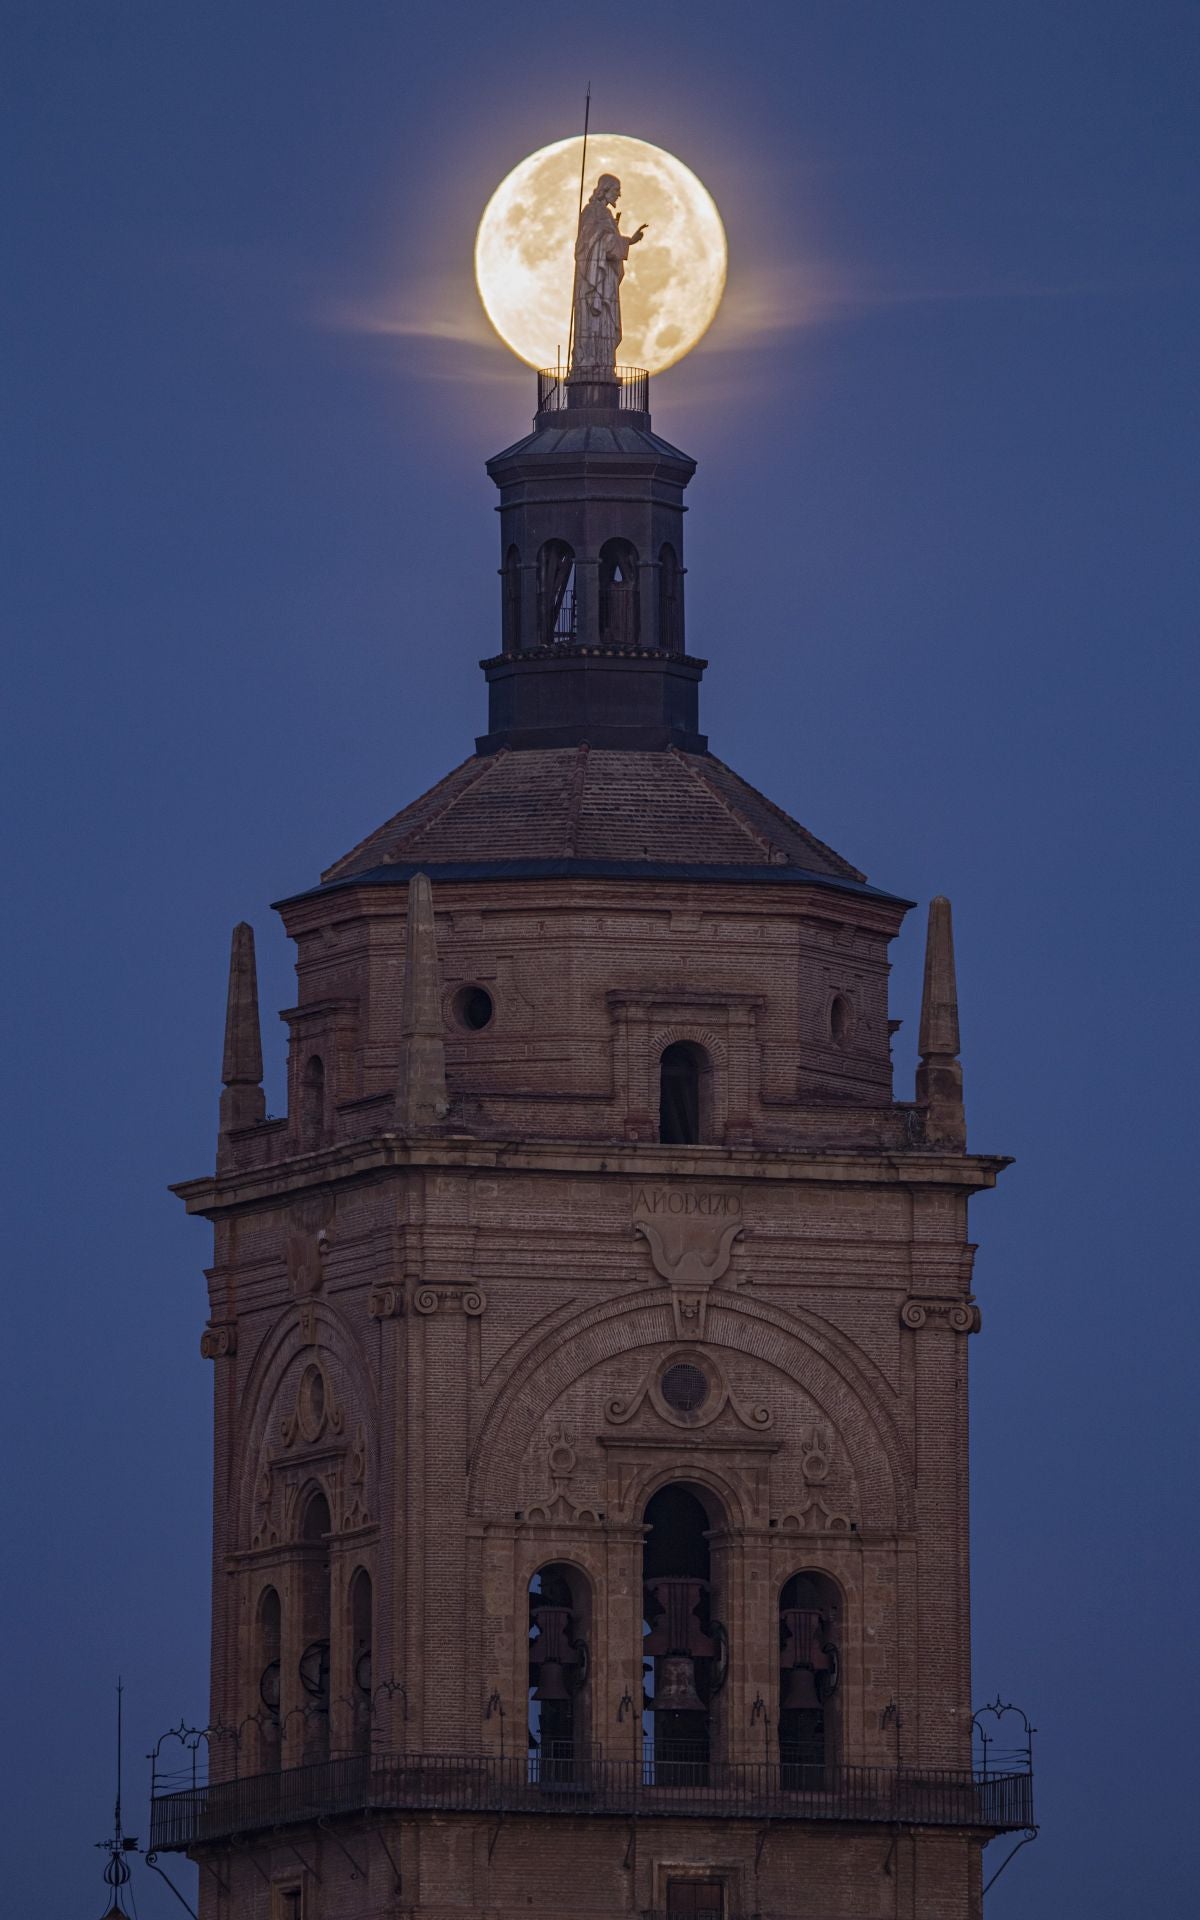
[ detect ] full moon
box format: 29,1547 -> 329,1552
475,135 -> 727,375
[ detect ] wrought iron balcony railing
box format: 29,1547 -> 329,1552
536,366 -> 650,415
148,1748 -> 1034,1853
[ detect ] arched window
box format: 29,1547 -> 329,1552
257,1586 -> 282,1770
642,1484 -> 726,1780
350,1568 -> 373,1753
659,1042 -> 711,1145
658,543 -> 683,653
599,537 -> 639,647
528,1563 -> 589,1783
536,540 -> 576,646
298,1489 -> 331,1760
779,1572 -> 840,1782
502,545 -> 522,654
300,1055 -> 325,1150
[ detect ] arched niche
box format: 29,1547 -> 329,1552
467,1291 -> 911,1535
658,1040 -> 713,1144
778,1569 -> 843,1778
599,537 -> 639,647
642,1482 -> 728,1775
528,1561 -> 591,1778
235,1299 -> 377,1551
536,539 -> 576,646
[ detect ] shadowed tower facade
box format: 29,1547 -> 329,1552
159,363 -> 1032,1920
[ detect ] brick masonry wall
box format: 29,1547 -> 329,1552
183,861 -> 1004,1919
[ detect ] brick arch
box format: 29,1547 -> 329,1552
236,1299 -> 378,1549
647,1023 -> 727,1064
467,1289 -> 912,1530
623,1459 -> 747,1531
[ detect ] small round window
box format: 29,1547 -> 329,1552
452,984 -> 494,1031
660,1362 -> 710,1414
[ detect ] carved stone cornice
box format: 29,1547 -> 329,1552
172,1138 -> 1013,1220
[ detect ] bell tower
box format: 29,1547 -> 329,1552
480,369 -> 704,753
157,356 -> 1033,1920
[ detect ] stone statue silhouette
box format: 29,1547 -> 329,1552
570,174 -> 646,376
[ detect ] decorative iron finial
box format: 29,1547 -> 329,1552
916,894 -> 965,1148
94,1681 -> 137,1919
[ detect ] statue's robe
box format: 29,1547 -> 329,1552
571,198 -> 633,374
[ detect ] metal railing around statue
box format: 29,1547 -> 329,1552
537,365 -> 650,415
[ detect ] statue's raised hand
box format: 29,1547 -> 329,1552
630,223 -> 648,245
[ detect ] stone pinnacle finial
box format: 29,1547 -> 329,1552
916,895 -> 965,1149
220,922 -> 266,1133
395,873 -> 449,1134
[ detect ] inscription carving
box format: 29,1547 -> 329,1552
632,1187 -> 744,1338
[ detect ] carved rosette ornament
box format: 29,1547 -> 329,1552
900,1297 -> 982,1334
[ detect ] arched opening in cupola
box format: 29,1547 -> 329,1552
642,1483 -> 726,1779
536,539 -> 576,645
528,1563 -> 590,1783
778,1571 -> 841,1782
599,537 -> 640,647
659,1041 -> 711,1145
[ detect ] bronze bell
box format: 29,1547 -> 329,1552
780,1665 -> 823,1712
654,1654 -> 706,1715
533,1659 -> 570,1703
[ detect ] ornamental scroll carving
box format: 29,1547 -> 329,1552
607,1357 -> 772,1433
900,1297 -> 982,1334
200,1321 -> 237,1360
412,1285 -> 487,1317
525,1423 -> 602,1525
777,1495 -> 853,1533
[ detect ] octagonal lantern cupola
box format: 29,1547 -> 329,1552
478,367 -> 706,754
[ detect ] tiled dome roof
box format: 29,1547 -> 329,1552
321,746 -> 865,886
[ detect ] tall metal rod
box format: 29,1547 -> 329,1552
565,84 -> 591,374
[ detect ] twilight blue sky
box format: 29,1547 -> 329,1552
4,3 -> 1198,1914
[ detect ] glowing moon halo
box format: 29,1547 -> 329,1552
475,135 -> 727,374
